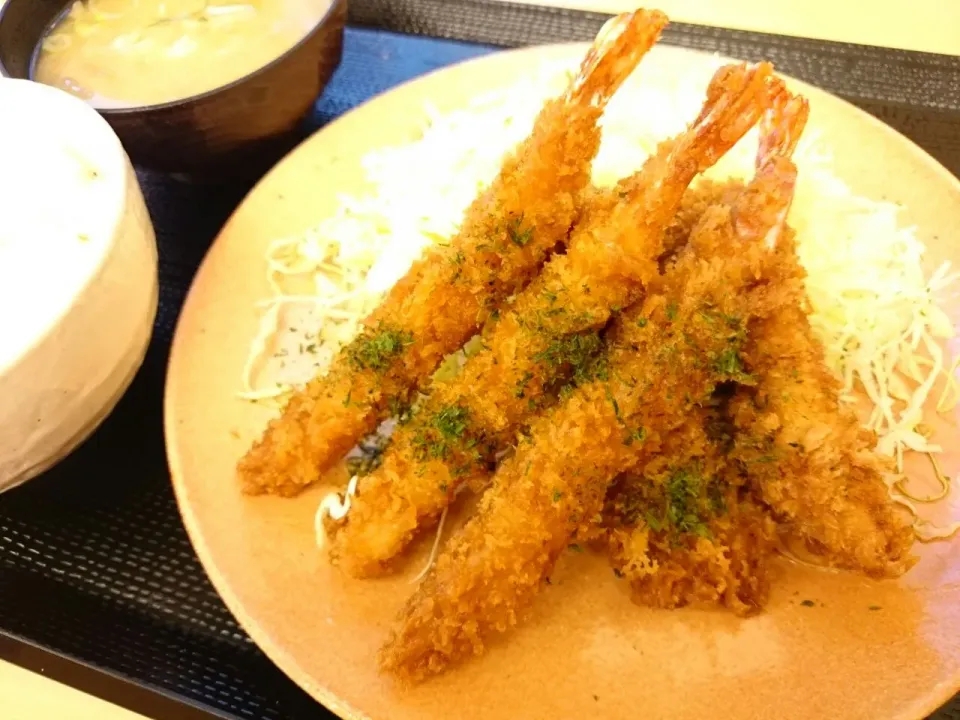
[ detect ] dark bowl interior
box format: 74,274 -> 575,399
0,0 -> 346,175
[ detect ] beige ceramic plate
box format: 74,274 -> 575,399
165,43 -> 960,720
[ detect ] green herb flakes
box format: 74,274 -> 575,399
346,325 -> 413,373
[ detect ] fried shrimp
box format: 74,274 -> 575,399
595,93 -> 817,617
727,96 -> 916,577
330,62 -> 779,578
378,63 -> 784,682
732,260 -> 916,577
236,11 -> 668,497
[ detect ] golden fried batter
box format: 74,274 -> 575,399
590,92 -> 810,617
723,94 -> 915,577
626,497 -> 776,615
731,237 -> 916,576
601,403 -> 776,617
379,64 -> 785,682
379,219 -> 783,681
237,10 -> 669,496
331,61 -> 778,577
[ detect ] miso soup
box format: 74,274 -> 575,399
34,0 -> 332,109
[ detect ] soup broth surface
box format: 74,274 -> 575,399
34,0 -> 330,108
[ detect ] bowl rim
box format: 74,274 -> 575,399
0,0 -> 345,114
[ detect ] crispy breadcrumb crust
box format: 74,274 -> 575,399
379,193 -> 786,682
731,232 -> 915,577
601,410 -> 777,617
332,181 -> 745,577
332,63 -> 779,577
237,12 -> 669,497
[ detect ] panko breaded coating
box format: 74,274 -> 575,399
331,63 -> 778,578
601,401 -> 777,617
593,93 -> 818,617
722,94 -> 915,577
620,494 -> 776,615
731,237 -> 916,576
379,64 -> 785,682
378,218 -> 782,682
236,10 -> 669,496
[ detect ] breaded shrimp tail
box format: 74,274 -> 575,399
379,64 -> 784,682
729,91 -> 915,578
237,9 -> 668,497
330,61 -> 779,578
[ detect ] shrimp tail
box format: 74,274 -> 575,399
757,92 -> 811,170
569,9 -> 668,107
622,62 -> 780,225
683,62 -> 782,173
732,88 -> 810,248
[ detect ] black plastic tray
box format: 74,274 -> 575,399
2,2 -> 958,718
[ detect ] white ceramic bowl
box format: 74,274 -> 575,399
0,78 -> 158,492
